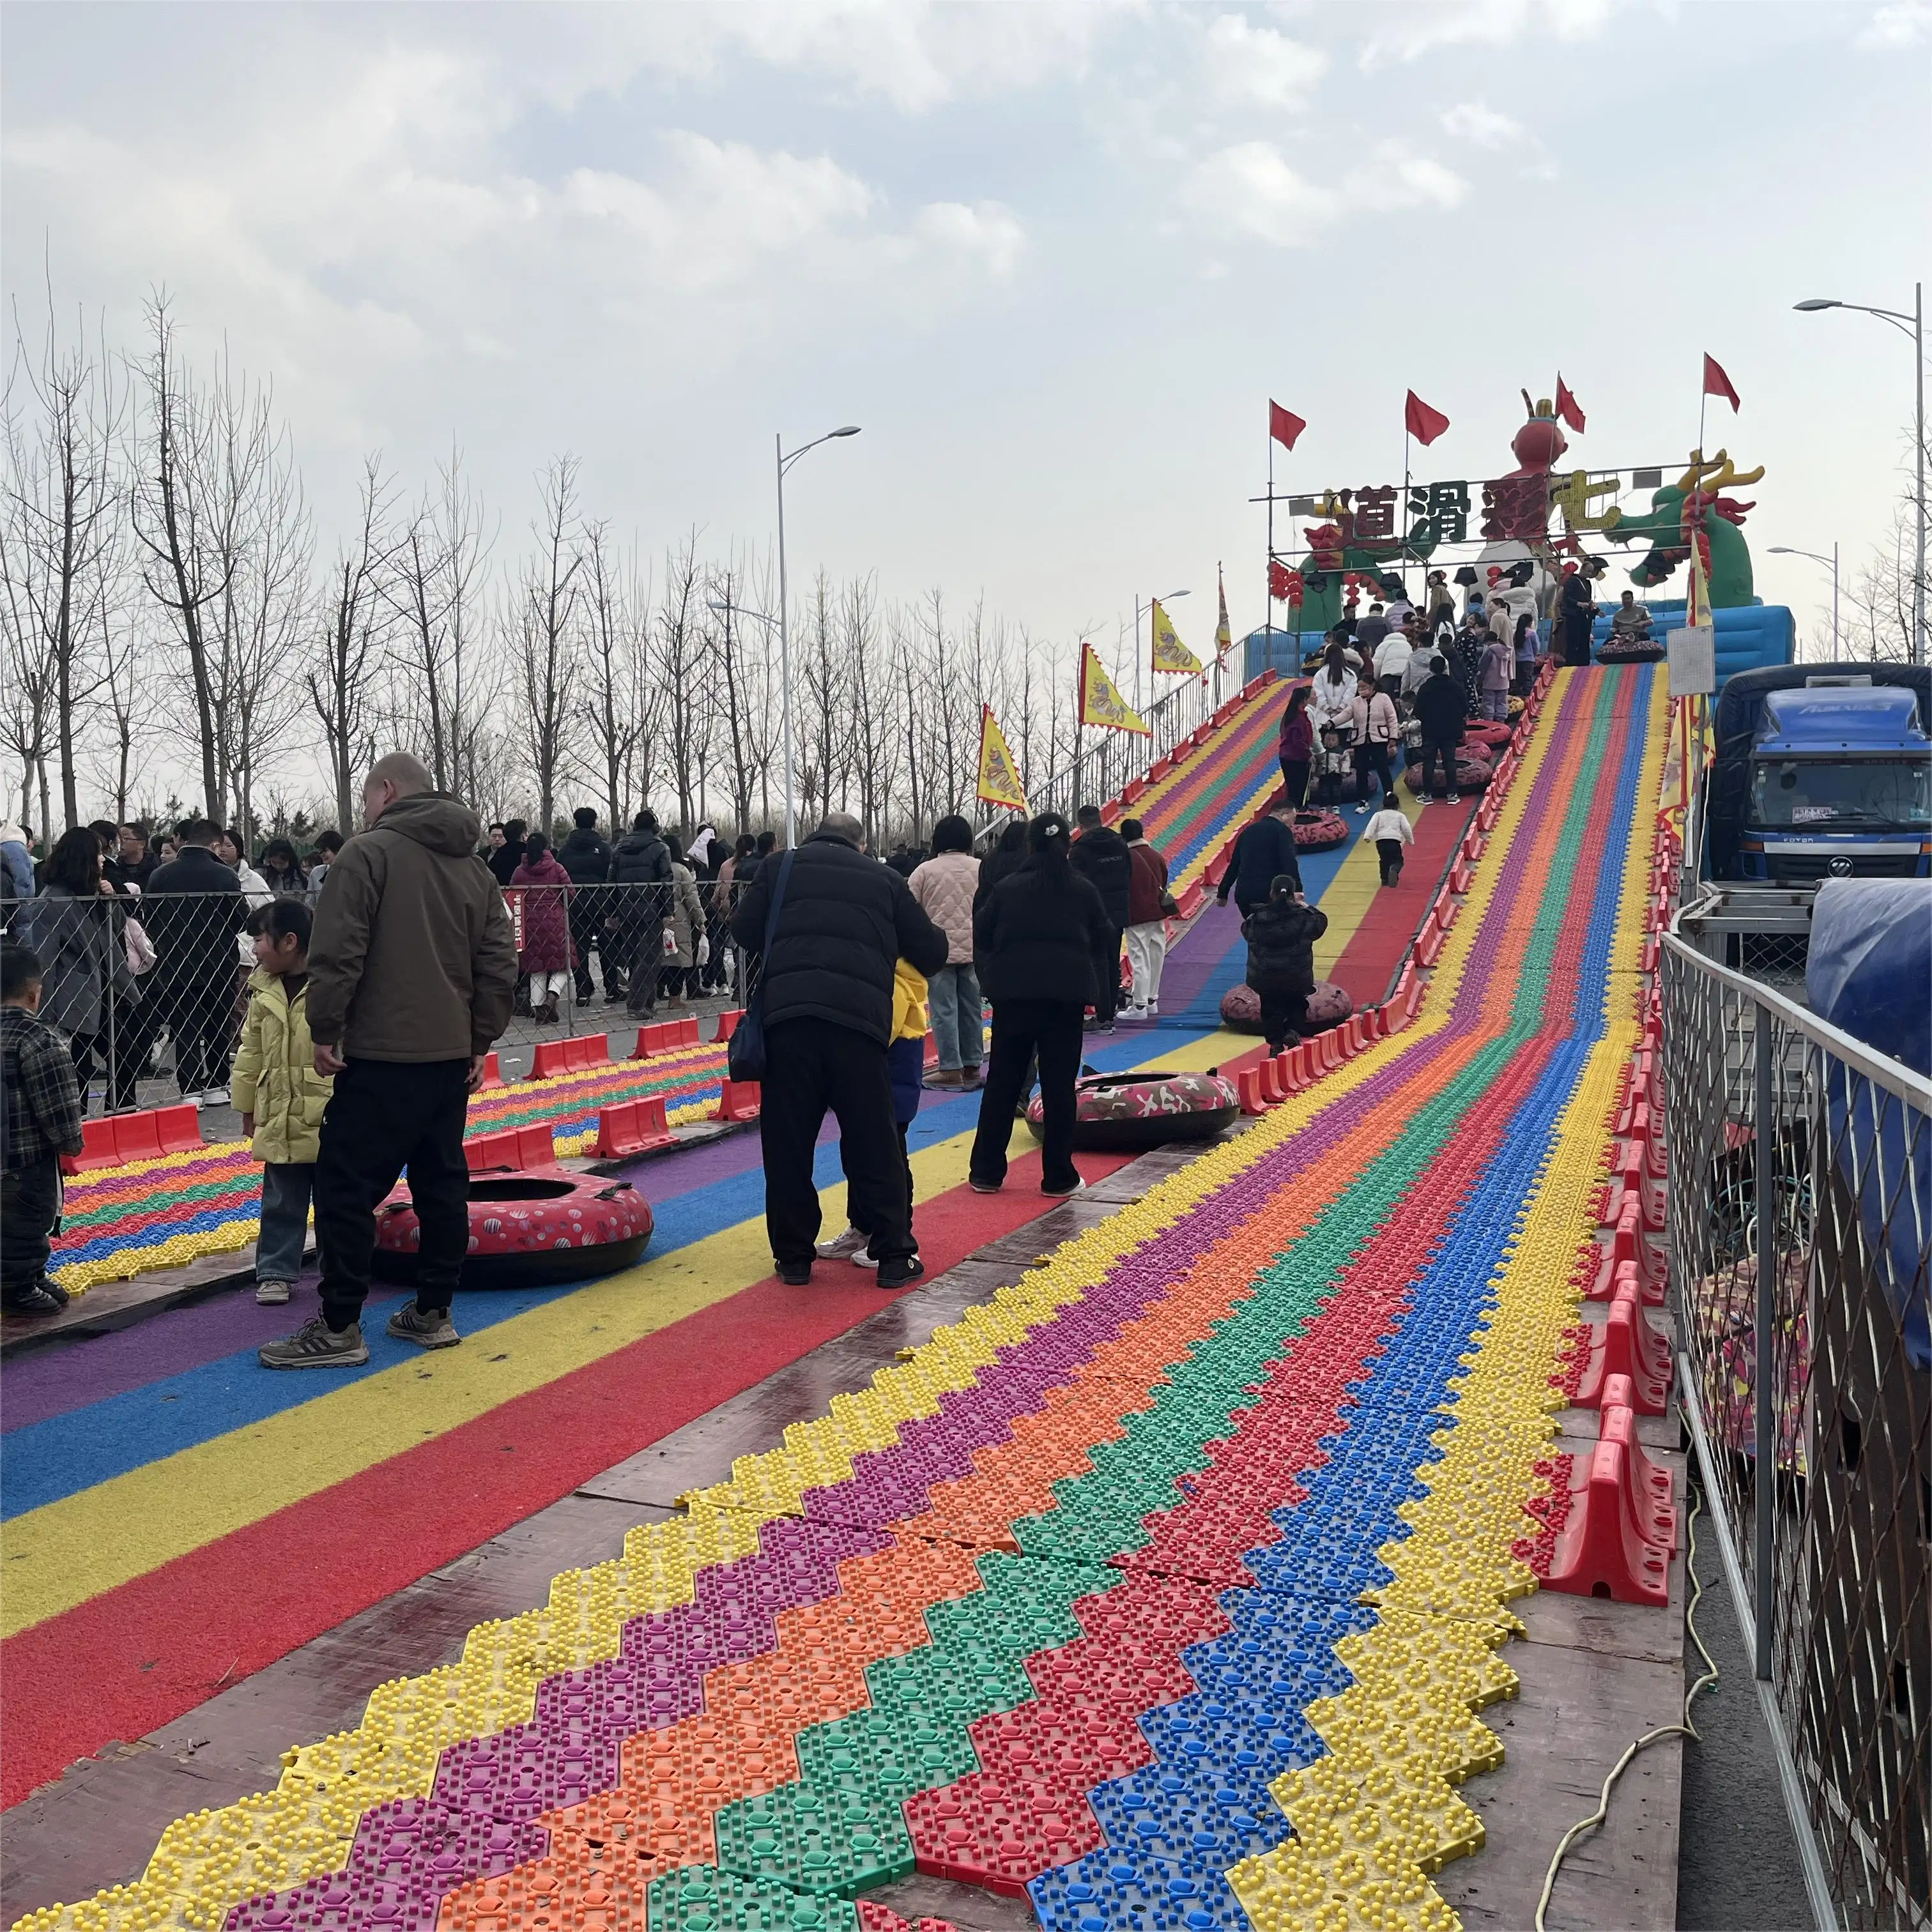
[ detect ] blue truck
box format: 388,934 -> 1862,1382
1704,667 -> 1932,886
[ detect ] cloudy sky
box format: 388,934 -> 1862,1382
4,0 -> 1927,663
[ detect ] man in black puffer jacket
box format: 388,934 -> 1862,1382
970,811 -> 1115,1197
1216,803 -> 1306,919
1412,654 -> 1468,803
558,807 -> 618,1006
1069,804 -> 1131,1030
611,812 -> 671,1018
731,812 -> 946,1289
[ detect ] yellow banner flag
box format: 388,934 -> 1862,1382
1150,599 -> 1202,675
1079,643 -> 1151,736
976,704 -> 1029,811
1215,567 -> 1233,659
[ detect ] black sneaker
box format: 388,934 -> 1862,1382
3,1283 -> 67,1318
968,1176 -> 1004,1195
877,1257 -> 925,1291
778,1262 -> 813,1286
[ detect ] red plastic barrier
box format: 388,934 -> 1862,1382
714,1008 -> 745,1041
717,1079 -> 762,1123
59,1102 -> 204,1175
595,1096 -> 674,1159
1121,775 -> 1147,804
1238,1066 -> 1273,1115
466,1123 -> 557,1172
1541,1436 -> 1671,1607
1448,861 -> 1473,896
1574,1277 -> 1672,1413
1257,1056 -> 1286,1105
475,1052 -> 503,1089
1600,1377 -> 1679,1551
530,1032 -> 613,1080
1413,921 -> 1446,969
1273,1050 -> 1303,1095
1176,880 -> 1206,919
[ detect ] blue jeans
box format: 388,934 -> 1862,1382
927,963 -> 983,1071
256,1161 -> 315,1284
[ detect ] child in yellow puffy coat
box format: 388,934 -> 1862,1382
231,898 -> 334,1305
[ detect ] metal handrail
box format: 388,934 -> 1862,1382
1658,929 -> 1932,1110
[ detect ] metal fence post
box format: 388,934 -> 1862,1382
1753,995 -> 1776,1682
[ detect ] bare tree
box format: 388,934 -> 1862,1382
1841,495 -> 1923,664
656,534 -> 707,831
132,298 -> 310,825
576,521 -> 655,828
1,294 -> 127,827
510,456 -> 585,832
385,445 -> 497,792
307,458 -> 393,830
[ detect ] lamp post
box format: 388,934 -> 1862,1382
1134,587 -> 1190,715
1767,545 -> 1840,657
767,426 -> 861,845
1795,285 -> 1924,664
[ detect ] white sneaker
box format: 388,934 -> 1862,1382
199,1085 -> 230,1107
816,1225 -> 871,1262
1146,999 -> 1158,1016
179,1089 -> 206,1105
1356,803 -> 1370,815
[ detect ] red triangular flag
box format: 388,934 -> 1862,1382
1404,390 -> 1450,447
1269,401 -> 1306,450
1703,353 -> 1740,411
1555,375 -> 1586,433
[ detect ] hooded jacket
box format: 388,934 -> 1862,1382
557,826 -> 613,888
1242,896 -> 1329,995
0,822 -> 33,903
509,850 -> 574,973
730,831 -> 947,1045
308,792 -> 518,1062
974,855 -> 1114,1007
611,825 -> 672,894
231,969 -> 333,1165
1069,824 -> 1133,928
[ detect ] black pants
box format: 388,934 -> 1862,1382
313,1057 -> 472,1330
847,1121 -> 913,1250
167,971 -> 233,1094
1257,986 -> 1310,1052
972,999 -> 1084,1193
1376,838 -> 1406,886
1278,757 -> 1309,808
1,1158 -> 61,1297
760,1020 -> 912,1271
1355,741 -> 1394,806
625,916 -> 664,1017
569,893 -> 617,1000
1093,927 -> 1124,1025
1418,735 -> 1460,799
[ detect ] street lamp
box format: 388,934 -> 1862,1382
1133,587 -> 1190,712
759,426 -> 861,847
1767,546 -> 1840,657
1795,285 -> 1924,665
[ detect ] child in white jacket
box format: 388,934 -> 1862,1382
1363,804 -> 1413,887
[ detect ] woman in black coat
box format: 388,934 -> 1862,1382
968,811 -> 1112,1199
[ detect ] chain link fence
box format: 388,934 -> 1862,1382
1662,931 -> 1930,1929
1,878 -> 756,1116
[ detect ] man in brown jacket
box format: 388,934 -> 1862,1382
259,753 -> 518,1369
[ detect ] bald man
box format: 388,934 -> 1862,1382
260,753 -> 518,1370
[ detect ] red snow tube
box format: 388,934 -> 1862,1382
1464,721 -> 1514,751
1025,1070 -> 1241,1151
1219,979 -> 1353,1035
1291,808 -> 1349,852
1402,746 -> 1495,795
373,1166 -> 652,1289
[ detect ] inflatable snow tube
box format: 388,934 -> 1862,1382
1290,808 -> 1349,852
373,1167 -> 652,1288
1219,979 -> 1353,1035
1025,1070 -> 1240,1151
1401,747 -> 1494,796
1596,635 -> 1665,663
1463,721 -> 1514,752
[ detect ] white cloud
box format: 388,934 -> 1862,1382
1201,14 -> 1329,110
1359,0 -> 1616,68
1441,101 -> 1527,148
1183,138 -> 1465,247
1855,1 -> 1930,48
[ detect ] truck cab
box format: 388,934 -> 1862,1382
1735,682 -> 1931,883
